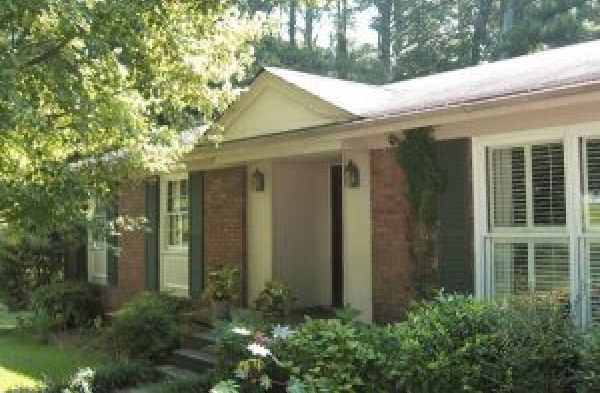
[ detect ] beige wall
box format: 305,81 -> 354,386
225,84 -> 349,142
272,160 -> 333,308
247,162 -> 275,303
343,150 -> 373,322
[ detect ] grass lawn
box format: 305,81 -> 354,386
0,304 -> 106,391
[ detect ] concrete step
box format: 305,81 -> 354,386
170,348 -> 217,373
156,364 -> 201,380
182,330 -> 217,350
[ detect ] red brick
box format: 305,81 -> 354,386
105,182 -> 146,309
370,148 -> 415,323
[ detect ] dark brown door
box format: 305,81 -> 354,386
331,165 -> 344,308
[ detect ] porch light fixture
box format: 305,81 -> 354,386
252,169 -> 265,192
344,160 -> 360,188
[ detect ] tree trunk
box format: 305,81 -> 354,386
304,5 -> 314,50
377,0 -> 392,78
289,0 -> 297,48
502,0 -> 515,33
336,0 -> 349,78
471,0 -> 491,65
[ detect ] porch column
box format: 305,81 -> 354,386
247,162 -> 274,303
343,150 -> 373,322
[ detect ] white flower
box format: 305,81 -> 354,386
231,326 -> 251,336
247,343 -> 271,357
272,324 -> 294,339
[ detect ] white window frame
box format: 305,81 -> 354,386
161,174 -> 190,252
473,122 -> 600,327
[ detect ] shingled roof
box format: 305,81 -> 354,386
263,39 -> 600,119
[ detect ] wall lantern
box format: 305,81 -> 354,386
344,160 -> 360,188
252,169 -> 265,192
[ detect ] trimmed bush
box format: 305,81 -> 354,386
276,318 -> 382,392
106,291 -> 180,361
0,239 -> 64,310
6,361 -> 161,393
30,281 -> 103,330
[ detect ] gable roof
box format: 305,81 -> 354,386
217,39 -> 600,141
264,67 -> 395,117
376,39 -> 600,117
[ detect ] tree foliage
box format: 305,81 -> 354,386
0,0 -> 266,236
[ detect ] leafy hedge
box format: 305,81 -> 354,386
212,294 -> 597,393
30,281 -> 104,330
105,291 -> 180,361
7,360 -> 161,393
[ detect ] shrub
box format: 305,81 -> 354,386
106,291 -> 180,361
0,238 -> 64,310
6,361 -> 161,393
254,281 -> 295,319
379,293 -> 580,393
30,281 -> 103,330
482,295 -> 580,393
275,318 -> 383,392
145,375 -> 213,393
203,264 -> 240,302
578,327 -> 600,393
90,360 -> 162,393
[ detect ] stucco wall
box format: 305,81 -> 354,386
272,161 -> 332,307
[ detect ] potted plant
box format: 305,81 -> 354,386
254,280 -> 295,321
202,264 -> 239,321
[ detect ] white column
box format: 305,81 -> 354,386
343,150 -> 373,322
247,162 -> 274,303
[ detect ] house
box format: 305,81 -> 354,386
87,39 -> 600,324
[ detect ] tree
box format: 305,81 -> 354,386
0,0 -> 266,237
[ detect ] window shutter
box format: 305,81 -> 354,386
489,146 -> 527,228
437,138 -> 473,293
188,171 -> 204,299
106,197 -> 119,286
145,178 -> 160,290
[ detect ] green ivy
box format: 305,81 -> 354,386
390,127 -> 444,300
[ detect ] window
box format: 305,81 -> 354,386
487,141 -> 569,300
166,179 -> 189,247
488,142 -> 566,230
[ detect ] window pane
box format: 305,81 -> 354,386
494,242 -> 529,297
169,215 -> 180,245
493,241 -> 569,299
585,140 -> 600,227
181,214 -> 189,244
533,242 -> 569,293
167,181 -> 174,212
532,143 -> 566,226
490,147 -> 527,228
589,243 -> 600,322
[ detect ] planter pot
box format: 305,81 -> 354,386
212,300 -> 230,321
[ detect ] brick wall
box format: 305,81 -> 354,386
370,148 -> 415,323
204,167 -> 247,303
105,182 -> 146,309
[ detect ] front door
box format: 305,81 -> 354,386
331,165 -> 344,308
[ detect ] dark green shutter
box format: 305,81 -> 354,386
436,138 -> 473,294
106,197 -> 119,286
145,178 -> 160,290
188,171 -> 204,299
